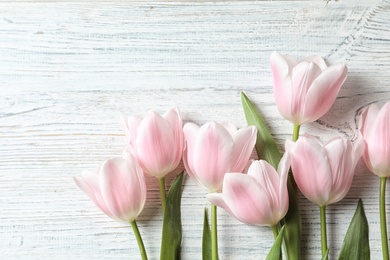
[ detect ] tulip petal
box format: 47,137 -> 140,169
304,55 -> 327,71
288,136 -> 332,206
366,102 -> 390,176
325,138 -> 354,204
220,121 -> 237,136
230,126 -> 257,173
163,107 -> 184,170
303,63 -> 347,123
247,160 -> 279,208
136,112 -> 176,177
270,51 -> 294,121
222,173 -> 275,226
192,122 -> 234,192
73,171 -> 113,218
100,157 -> 146,221
359,104 -> 379,139
290,61 -> 323,123
183,123 -> 200,181
206,193 -> 237,220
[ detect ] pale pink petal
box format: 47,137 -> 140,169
73,171 -> 113,218
270,51 -> 294,121
366,101 -> 390,176
290,61 -> 323,123
302,63 -> 347,123
206,193 -> 237,219
277,152 -> 290,214
136,112 -> 176,177
230,126 -> 257,172
222,173 -> 276,226
163,107 -> 184,171
247,160 -> 280,209
324,138 -> 353,204
359,104 -> 379,139
122,115 -> 143,147
304,55 -> 327,71
288,136 -> 332,206
220,121 -> 237,136
100,157 -> 146,221
192,122 -> 234,192
183,122 -> 200,180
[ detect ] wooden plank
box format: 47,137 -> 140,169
0,1 -> 389,259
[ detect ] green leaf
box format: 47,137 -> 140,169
321,249 -> 330,260
160,172 -> 184,260
241,92 -> 281,168
202,208 -> 212,260
241,92 -> 301,260
338,199 -> 370,260
266,226 -> 285,260
282,179 -> 302,260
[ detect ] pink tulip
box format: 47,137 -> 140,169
359,101 -> 390,177
206,153 -> 290,227
74,154 -> 147,222
183,122 -> 257,193
286,134 -> 363,206
122,107 -> 184,178
270,51 -> 348,125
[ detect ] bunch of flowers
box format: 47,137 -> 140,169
74,51 -> 390,260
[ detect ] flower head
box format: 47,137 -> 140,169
207,153 -> 290,227
286,134 -> 363,206
270,51 -> 348,125
183,122 -> 256,193
74,154 -> 147,222
122,107 -> 184,178
359,101 -> 390,177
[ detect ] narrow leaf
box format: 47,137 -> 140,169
160,172 -> 184,260
241,92 -> 301,260
338,199 -> 370,260
241,91 -> 281,168
266,226 -> 285,260
202,208 -> 212,260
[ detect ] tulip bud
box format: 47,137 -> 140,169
74,154 -> 147,222
183,122 -> 257,193
207,153 -> 290,227
270,51 -> 348,125
122,107 -> 184,178
286,134 -> 363,206
359,101 -> 390,177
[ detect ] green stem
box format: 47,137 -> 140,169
158,177 -> 167,215
211,204 -> 218,260
272,225 -> 279,239
292,124 -> 301,142
380,177 -> 389,260
130,220 -> 148,260
320,206 -> 328,260
290,123 -> 301,192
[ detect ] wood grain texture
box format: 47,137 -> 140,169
0,1 -> 389,259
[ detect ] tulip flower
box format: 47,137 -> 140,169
183,122 -> 257,193
183,121 -> 256,260
359,101 -> 390,260
207,153 -> 290,230
270,51 -> 348,125
270,51 -> 348,141
122,107 -> 184,213
285,134 -> 363,259
359,101 -> 390,177
74,154 -> 148,259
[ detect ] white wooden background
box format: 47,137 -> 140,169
0,0 -> 389,259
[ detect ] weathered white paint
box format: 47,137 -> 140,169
0,1 -> 389,259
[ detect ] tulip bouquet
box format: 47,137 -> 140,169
74,51 -> 390,259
